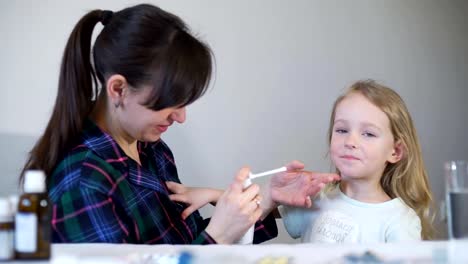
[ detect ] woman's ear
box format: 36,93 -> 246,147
106,74 -> 128,108
388,140 -> 404,163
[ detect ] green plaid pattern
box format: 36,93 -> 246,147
48,120 -> 277,244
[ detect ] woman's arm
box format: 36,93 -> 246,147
203,167 -> 263,244
167,180 -> 278,244
51,184 -> 134,243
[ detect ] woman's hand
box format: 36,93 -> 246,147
269,160 -> 340,208
166,181 -> 223,220
205,167 -> 262,244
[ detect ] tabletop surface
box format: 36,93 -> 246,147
3,240 -> 468,264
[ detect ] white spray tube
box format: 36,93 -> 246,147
235,167 -> 287,244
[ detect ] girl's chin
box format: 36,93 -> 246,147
338,172 -> 361,179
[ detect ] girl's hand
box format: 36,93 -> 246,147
269,160 -> 340,208
166,181 -> 223,220
205,167 -> 262,244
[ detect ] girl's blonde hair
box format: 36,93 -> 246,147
327,79 -> 435,239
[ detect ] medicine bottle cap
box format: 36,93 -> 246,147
23,170 -> 46,193
0,198 -> 13,223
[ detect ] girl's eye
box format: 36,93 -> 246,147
335,129 -> 347,134
363,132 -> 376,137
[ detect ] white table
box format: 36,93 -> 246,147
4,240 -> 468,264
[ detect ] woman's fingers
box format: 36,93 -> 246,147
285,160 -> 305,171
242,195 -> 262,224
304,196 -> 312,208
314,173 -> 340,183
226,167 -> 261,206
240,184 -> 260,204
227,167 -> 262,221
306,172 -> 340,187
243,196 -> 260,213
228,167 -> 250,193
252,203 -> 263,223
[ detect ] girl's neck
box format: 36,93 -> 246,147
339,179 -> 391,203
90,98 -> 141,165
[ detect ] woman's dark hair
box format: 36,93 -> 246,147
21,4 -> 213,184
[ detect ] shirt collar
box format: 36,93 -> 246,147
82,119 -> 171,194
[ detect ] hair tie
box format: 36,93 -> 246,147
101,10 -> 113,26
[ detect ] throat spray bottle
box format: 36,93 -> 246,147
235,167 -> 287,244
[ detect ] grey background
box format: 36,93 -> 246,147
1,0 -> 467,243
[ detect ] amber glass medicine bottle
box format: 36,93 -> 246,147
15,170 -> 51,259
0,198 -> 14,260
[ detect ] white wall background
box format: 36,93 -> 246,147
1,0 -> 467,243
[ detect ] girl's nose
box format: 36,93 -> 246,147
344,133 -> 358,149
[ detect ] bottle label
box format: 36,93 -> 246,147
15,213 -> 37,253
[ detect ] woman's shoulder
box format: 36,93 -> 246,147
52,118 -> 130,183
48,143 -> 118,200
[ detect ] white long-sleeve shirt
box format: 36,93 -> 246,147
279,186 -> 421,243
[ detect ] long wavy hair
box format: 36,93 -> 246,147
326,80 -> 435,239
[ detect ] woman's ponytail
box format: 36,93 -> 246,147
21,10 -> 104,185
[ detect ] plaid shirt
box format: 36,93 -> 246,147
48,120 -> 277,244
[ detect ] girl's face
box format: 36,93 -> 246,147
117,87 -> 186,143
330,93 -> 399,182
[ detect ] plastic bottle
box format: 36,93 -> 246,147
15,170 -> 51,259
0,198 -> 14,260
235,178 -> 254,244
235,167 -> 286,244
9,195 -> 18,215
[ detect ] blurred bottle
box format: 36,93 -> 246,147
9,195 -> 18,215
15,170 -> 51,260
0,197 -> 14,260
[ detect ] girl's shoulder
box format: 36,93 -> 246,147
318,184 -> 341,200
391,198 -> 420,219
385,199 -> 422,241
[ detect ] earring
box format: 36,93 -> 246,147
114,101 -> 120,108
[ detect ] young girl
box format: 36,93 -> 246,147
280,80 -> 434,243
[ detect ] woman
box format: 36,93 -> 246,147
22,4 -> 338,244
